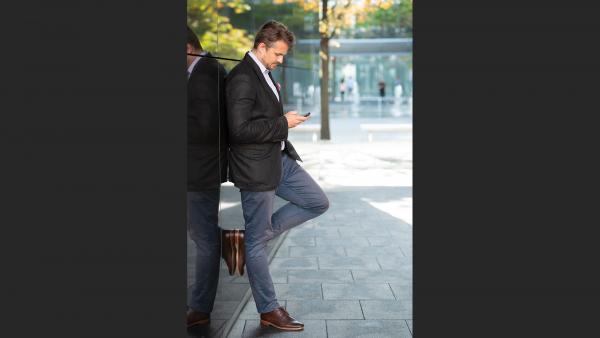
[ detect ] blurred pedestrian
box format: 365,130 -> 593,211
339,78 -> 346,102
347,76 -> 354,96
378,80 -> 386,100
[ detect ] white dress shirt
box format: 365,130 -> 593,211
248,50 -> 285,150
248,51 -> 279,101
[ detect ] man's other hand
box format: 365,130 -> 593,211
285,111 -> 309,129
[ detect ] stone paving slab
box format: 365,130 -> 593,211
376,256 -> 412,270
318,256 -> 381,270
360,300 -> 412,319
344,246 -> 406,257
211,300 -> 241,320
387,228 -> 413,239
310,219 -> 362,228
289,246 -> 346,257
322,283 -> 396,300
389,283 -> 413,300
270,257 -> 319,270
274,283 -> 323,300
366,235 -> 412,245
338,227 -> 392,238
288,269 -> 353,284
326,320 -> 412,338
366,236 -> 399,246
351,270 -> 412,284
309,213 -> 337,221
286,300 -> 364,319
288,230 -> 340,240
242,319 -> 327,338
227,319 -> 247,338
406,320 -> 413,335
274,245 -> 288,257
315,236 -> 371,247
287,226 -> 341,238
372,219 -> 412,227
187,319 -> 226,338
279,236 -> 316,247
214,283 -> 251,301
378,226 -> 412,237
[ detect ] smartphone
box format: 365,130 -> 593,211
302,112 -> 311,117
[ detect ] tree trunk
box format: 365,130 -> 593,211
320,0 -> 331,140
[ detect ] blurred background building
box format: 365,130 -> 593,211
188,0 -> 412,124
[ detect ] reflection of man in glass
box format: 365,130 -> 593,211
225,20 -> 329,332
186,26 -> 228,328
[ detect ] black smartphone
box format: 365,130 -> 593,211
302,112 -> 311,117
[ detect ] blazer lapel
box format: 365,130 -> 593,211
243,53 -> 282,111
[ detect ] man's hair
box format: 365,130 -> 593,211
187,26 -> 203,51
253,20 -> 295,50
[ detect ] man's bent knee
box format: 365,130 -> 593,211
314,195 -> 330,215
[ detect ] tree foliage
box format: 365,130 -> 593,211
187,0 -> 254,69
354,0 -> 412,38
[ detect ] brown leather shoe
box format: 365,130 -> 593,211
221,230 -> 237,276
260,307 -> 304,331
186,309 -> 210,327
234,229 -> 245,276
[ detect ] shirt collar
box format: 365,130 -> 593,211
187,51 -> 207,76
248,50 -> 269,75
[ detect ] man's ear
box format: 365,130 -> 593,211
186,43 -> 194,54
257,42 -> 267,53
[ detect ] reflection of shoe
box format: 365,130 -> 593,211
260,307 -> 304,331
221,230 -> 237,276
187,309 -> 210,327
234,229 -> 245,276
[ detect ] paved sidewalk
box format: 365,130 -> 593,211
228,138 -> 413,337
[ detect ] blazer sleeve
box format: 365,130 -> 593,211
226,73 -> 288,144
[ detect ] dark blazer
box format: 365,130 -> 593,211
188,52 -> 228,191
225,52 -> 301,191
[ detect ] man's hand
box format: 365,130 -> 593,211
285,111 -> 309,129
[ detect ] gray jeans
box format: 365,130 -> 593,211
241,153 -> 329,313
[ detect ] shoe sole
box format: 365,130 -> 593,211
260,320 -> 304,331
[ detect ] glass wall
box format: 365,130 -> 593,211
187,1 -> 412,336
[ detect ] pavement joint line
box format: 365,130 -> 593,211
359,300 -> 366,320
221,229 -> 290,338
405,319 -> 413,336
388,283 -> 397,300
241,320 -> 248,337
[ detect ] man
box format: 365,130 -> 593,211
186,26 -> 228,327
225,20 -> 329,331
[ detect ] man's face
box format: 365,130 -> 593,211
186,43 -> 197,67
257,40 -> 289,71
